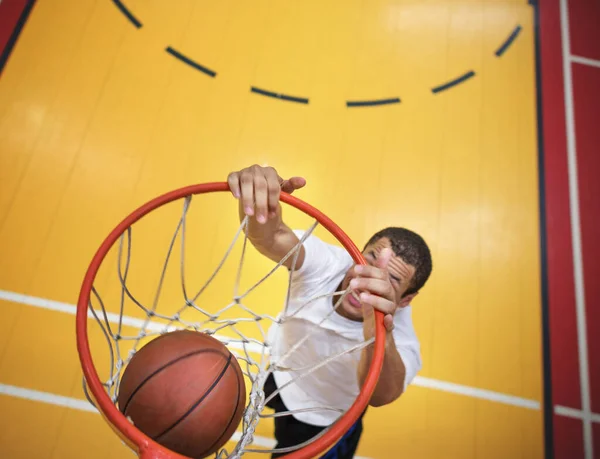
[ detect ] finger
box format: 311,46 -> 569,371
288,176 -> 306,190
279,179 -> 294,194
281,176 -> 306,194
361,302 -> 376,340
350,278 -> 394,300
239,170 -> 255,216
253,173 -> 269,223
361,298 -> 375,318
361,300 -> 375,325
358,291 -> 396,315
227,172 -> 241,199
353,264 -> 388,280
383,314 -> 395,332
374,247 -> 393,270
264,167 -> 281,216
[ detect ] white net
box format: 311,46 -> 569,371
83,193 -> 374,458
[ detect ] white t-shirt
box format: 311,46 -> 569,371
267,230 -> 422,426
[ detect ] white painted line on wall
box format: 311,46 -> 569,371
570,55 -> 600,69
559,1 -> 593,458
0,383 -> 372,459
555,405 -> 600,424
0,289 -> 542,410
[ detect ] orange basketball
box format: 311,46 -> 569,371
117,330 -> 246,458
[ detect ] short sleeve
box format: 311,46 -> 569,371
392,306 -> 422,391
290,230 -> 348,284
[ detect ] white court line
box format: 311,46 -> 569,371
0,289 -> 264,354
1,382 -> 598,459
559,1 -> 593,458
1,382 -> 599,453
555,405 -> 600,424
0,289 -> 543,410
0,289 -> 542,408
4,290 -> 600,455
412,376 -> 539,409
0,382 -> 97,413
0,383 -> 372,459
570,55 -> 600,69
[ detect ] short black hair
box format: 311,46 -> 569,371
364,227 -> 432,296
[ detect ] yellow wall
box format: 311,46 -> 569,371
0,0 -> 543,458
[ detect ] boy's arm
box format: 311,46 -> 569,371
358,333 -> 407,407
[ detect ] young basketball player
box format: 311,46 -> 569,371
227,165 -> 432,459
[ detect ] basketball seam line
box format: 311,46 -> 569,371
153,353 -> 233,441
196,363 -> 243,458
120,348 -> 224,416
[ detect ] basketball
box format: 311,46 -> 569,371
117,330 -> 246,458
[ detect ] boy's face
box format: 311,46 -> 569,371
336,237 -> 416,322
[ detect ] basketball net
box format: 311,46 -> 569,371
77,183 -> 385,459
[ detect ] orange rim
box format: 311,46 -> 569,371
76,182 -> 386,459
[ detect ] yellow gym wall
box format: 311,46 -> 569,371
0,0 -> 543,458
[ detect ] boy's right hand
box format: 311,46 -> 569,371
227,165 -> 306,224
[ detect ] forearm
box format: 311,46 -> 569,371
358,333 -> 406,407
239,201 -> 281,249
238,202 -> 304,269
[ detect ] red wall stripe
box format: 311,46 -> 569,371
0,0 -> 30,56
554,416 -> 585,459
568,0 -> 600,60
539,0 -> 581,411
0,0 -> 36,75
594,424 -> 600,459
571,62 -> 600,416
539,0 -> 600,456
536,0 -> 596,456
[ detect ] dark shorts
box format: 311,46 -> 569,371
264,373 -> 365,459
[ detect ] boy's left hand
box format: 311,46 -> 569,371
350,248 -> 397,338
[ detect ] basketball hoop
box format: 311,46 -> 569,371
76,182 -> 385,459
